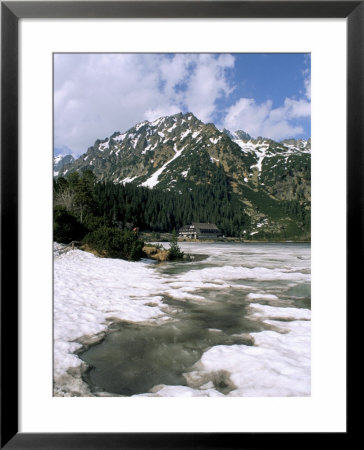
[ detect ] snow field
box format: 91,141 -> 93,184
174,264 -> 310,284
182,303 -> 311,397
140,144 -> 187,188
54,242 -> 310,397
54,246 -> 168,394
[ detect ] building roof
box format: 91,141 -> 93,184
179,223 -> 220,231
192,222 -> 220,230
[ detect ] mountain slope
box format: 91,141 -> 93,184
54,112 -> 311,239
54,154 -> 75,176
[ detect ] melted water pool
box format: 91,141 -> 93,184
79,242 -> 311,396
79,292 -> 266,395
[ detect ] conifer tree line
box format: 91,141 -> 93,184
53,168 -> 250,238
281,199 -> 311,232
93,180 -> 250,237
53,168 -> 309,243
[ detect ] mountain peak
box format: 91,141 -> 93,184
222,129 -> 252,142
53,154 -> 75,176
54,112 -> 310,189
234,130 -> 252,141
54,111 -> 311,239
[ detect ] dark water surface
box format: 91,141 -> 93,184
79,292 -> 265,395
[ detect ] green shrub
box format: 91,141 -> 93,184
83,226 -> 144,260
168,229 -> 184,260
54,206 -> 88,243
83,214 -> 110,232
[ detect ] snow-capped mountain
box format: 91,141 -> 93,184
54,154 -> 75,176
54,112 -> 311,238
54,112 -> 310,187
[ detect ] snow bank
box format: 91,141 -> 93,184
248,303 -> 311,321
131,301 -> 311,397
177,265 -> 310,284
134,385 -> 224,397
54,242 -> 310,397
54,246 -> 168,396
246,293 -> 279,300
184,303 -> 311,397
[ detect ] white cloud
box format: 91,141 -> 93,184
183,54 -> 235,122
222,95 -> 310,141
302,62 -> 311,100
222,56 -> 311,141
223,98 -> 273,137
304,76 -> 311,100
269,98 -> 311,121
144,105 -> 181,122
54,53 -> 310,153
142,53 -> 235,122
54,145 -> 79,158
54,53 -> 235,155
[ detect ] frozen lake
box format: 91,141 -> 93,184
54,242 -> 311,397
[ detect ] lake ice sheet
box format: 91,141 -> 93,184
53,242 -> 311,397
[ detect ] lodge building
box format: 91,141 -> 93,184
178,223 -> 222,240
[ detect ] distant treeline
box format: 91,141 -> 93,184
53,169 -> 309,244
94,176 -> 250,237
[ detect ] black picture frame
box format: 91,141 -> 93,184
1,1 -> 359,448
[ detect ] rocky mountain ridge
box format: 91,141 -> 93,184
54,112 -> 311,239
54,154 -> 75,176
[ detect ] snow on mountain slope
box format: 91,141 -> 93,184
53,113 -> 311,238
141,144 -> 188,188
54,112 -> 310,190
53,154 -> 75,176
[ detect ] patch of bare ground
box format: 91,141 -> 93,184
143,245 -> 170,261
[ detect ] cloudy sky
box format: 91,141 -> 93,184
54,53 -> 310,157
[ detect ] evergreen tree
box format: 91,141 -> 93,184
168,229 -> 184,260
